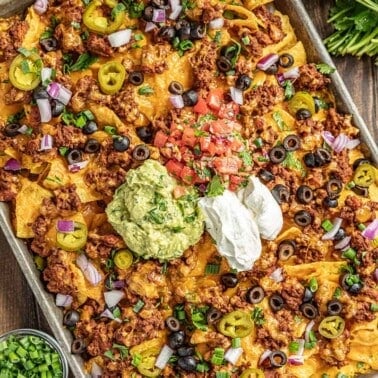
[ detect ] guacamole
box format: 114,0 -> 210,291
106,160 -> 204,260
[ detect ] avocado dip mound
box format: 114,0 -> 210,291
106,159 -> 204,260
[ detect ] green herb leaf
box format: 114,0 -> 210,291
138,85 -> 154,96
272,111 -> 290,131
239,150 -> 253,166
251,307 -> 265,326
283,80 -> 295,100
59,146 -> 69,156
316,63 -> 336,74
121,0 -> 145,18
282,151 -> 305,176
206,175 -> 225,197
104,350 -> 115,361
7,109 -> 25,124
65,52 -> 98,73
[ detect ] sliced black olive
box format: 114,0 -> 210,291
258,169 -> 275,182
51,99 -> 65,117
265,63 -> 278,75
340,273 -> 351,291
63,310 -> 80,327
283,134 -> 301,151
352,158 -> 370,170
302,287 -> 313,303
296,108 -> 312,120
348,282 -> 363,295
136,126 -> 153,143
220,273 -> 238,288
323,196 -> 338,208
235,74 -> 252,91
351,185 -> 369,197
177,356 -> 197,372
182,89 -> 198,106
315,148 -> 332,166
216,56 -> 232,73
158,26 -> 176,41
269,350 -> 287,368
269,146 -> 286,164
177,346 -> 195,357
190,23 -> 206,39
84,138 -> 100,153
206,307 -> 222,324
269,293 -> 284,312
277,240 -> 296,261
294,210 -> 313,227
175,19 -> 190,30
142,6 -> 154,21
33,87 -> 49,100
4,123 -> 20,137
166,316 -> 180,332
327,300 -> 343,315
128,71 -> 144,86
176,25 -> 191,40
82,120 -> 98,135
71,339 -> 86,354
40,37 -> 59,52
151,0 -> 169,8
296,185 -> 314,204
67,149 -> 83,165
334,227 -> 346,241
168,81 -> 184,95
278,53 -> 294,68
326,178 -> 343,198
132,144 -> 150,161
303,152 -> 316,168
168,331 -> 185,349
113,135 -> 130,152
271,184 -> 290,204
246,286 -> 265,304
300,302 -> 318,319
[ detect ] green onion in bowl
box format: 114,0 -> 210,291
0,329 -> 68,378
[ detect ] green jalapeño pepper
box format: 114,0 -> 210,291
83,0 -> 125,35
136,348 -> 161,377
56,222 -> 88,251
353,163 -> 376,187
98,61 -> 125,94
9,53 -> 42,91
318,315 -> 345,339
288,91 -> 316,116
240,368 -> 265,378
218,310 -> 254,338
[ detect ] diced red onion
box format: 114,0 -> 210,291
374,268 -> 378,282
297,338 -> 305,356
68,160 -> 89,173
17,125 -> 29,134
155,345 -> 174,369
41,67 -> 53,84
276,73 -> 285,86
37,99 -> 52,123
145,22 -> 157,32
230,87 -> 243,105
107,29 -> 132,48
224,347 -> 243,365
270,267 -> 284,283
55,293 -> 73,307
153,9 -> 166,23
104,290 -> 125,308
99,309 -> 122,323
321,131 -> 360,153
283,66 -> 300,80
169,0 -> 180,9
345,138 -> 360,150
332,133 -> 350,153
288,355 -> 304,366
169,5 -> 182,20
40,134 -> 53,151
76,254 -> 102,286
321,131 -> 335,146
304,320 -> 315,342
362,219 -> 378,240
322,217 -> 342,240
112,280 -> 125,289
170,94 -> 185,109
91,362 -> 103,378
34,0 -> 48,14
334,235 -> 351,250
209,17 -> 224,29
258,349 -> 272,366
257,53 -> 279,71
57,220 -> 75,233
4,158 -> 21,171
47,82 -> 72,105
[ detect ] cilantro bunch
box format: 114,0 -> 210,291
324,0 -> 378,64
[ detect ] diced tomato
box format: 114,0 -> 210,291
228,175 -> 244,191
153,130 -> 169,148
213,141 -> 228,155
194,173 -> 208,184
209,119 -> 234,135
218,102 -> 240,120
173,185 -> 187,199
213,156 -> 242,175
181,127 -> 197,147
207,88 -> 224,111
166,159 -> 184,178
230,139 -> 244,152
207,142 -> 217,156
180,166 -> 196,185
199,136 -> 211,152
180,146 -> 195,162
193,97 -> 209,114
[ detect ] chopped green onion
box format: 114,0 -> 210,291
288,341 -> 299,353
231,338 -> 241,348
370,303 -> 378,312
104,126 -> 117,135
345,181 -> 356,189
333,287 -> 342,299
74,114 -> 87,128
253,137 -> 264,148
133,299 -> 145,313
342,248 -> 357,260
308,277 -> 318,293
196,361 -> 210,372
82,109 -> 95,121
216,372 -> 230,378
321,219 -> 333,232
205,263 -> 220,275
211,348 -> 225,366
358,223 -> 366,231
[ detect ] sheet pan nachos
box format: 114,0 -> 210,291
0,0 -> 378,376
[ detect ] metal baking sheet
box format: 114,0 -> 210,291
0,0 -> 377,377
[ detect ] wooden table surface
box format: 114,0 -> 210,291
0,0 -> 377,372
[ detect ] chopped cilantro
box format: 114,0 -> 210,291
206,175 -> 225,197
59,147 -> 69,156
112,343 -> 129,359
283,80 -> 295,100
239,150 -> 253,166
251,307 -> 265,326
121,0 -> 145,18
316,63 -> 336,75
182,0 -> 195,11
64,52 -> 98,73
